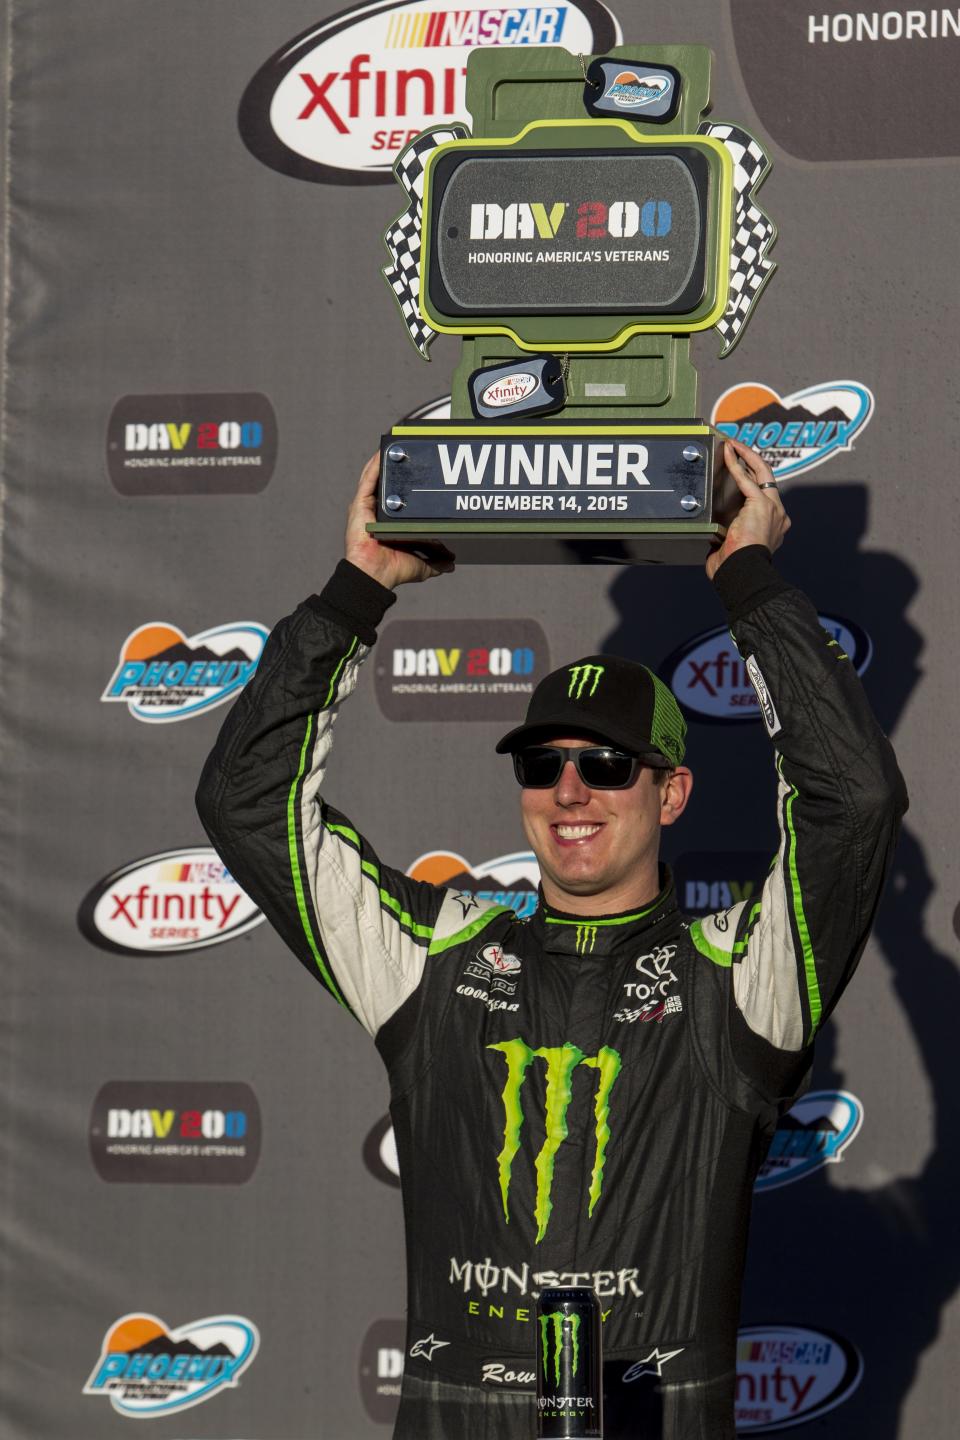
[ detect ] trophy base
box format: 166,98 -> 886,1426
365,521 -> 724,566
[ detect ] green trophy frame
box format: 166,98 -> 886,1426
375,44 -> 776,564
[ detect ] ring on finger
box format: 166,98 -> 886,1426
758,480 -> 779,491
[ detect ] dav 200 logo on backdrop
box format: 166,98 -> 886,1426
375,618 -> 549,721
238,0 -> 620,182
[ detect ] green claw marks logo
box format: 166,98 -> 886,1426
540,1311 -> 581,1386
567,664 -> 604,699
574,924 -> 598,954
487,1039 -> 622,1242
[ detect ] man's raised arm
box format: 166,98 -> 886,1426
690,440 -> 908,1094
195,454 -> 455,1035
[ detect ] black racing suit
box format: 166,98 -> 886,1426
197,546 -> 906,1439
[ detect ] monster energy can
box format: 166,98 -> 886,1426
536,1287 -> 602,1438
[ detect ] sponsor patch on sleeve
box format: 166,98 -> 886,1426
745,655 -> 781,737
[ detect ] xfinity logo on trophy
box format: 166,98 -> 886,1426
106,393 -> 277,495
77,848 -> 265,955
406,849 -> 540,919
734,1326 -> 863,1431
755,1091 -> 864,1194
84,1313 -> 259,1417
375,619 -> 548,721
661,615 -> 872,722
481,372 -> 538,408
238,0 -> 619,182
89,1082 -> 262,1185
102,621 -> 268,722
711,381 -> 874,479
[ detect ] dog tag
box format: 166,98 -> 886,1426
583,58 -> 681,122
468,356 -> 566,420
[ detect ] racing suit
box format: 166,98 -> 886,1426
196,546 -> 906,1440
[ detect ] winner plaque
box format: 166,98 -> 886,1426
377,45 -> 776,564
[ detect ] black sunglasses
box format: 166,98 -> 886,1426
512,744 -> 644,790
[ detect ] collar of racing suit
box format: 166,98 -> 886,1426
527,865 -> 678,956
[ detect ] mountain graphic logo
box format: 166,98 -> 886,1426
755,1090 -> 864,1192
711,381 -> 874,479
407,849 -> 541,920
83,1312 -> 259,1416
102,621 -> 269,723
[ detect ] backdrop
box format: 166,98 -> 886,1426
2,2 -> 958,1436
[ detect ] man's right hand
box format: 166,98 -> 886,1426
345,452 -> 456,590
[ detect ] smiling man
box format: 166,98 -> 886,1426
197,439 -> 906,1440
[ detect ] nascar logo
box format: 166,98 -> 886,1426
238,1 -> 619,182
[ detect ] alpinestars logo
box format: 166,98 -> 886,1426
409,1334 -> 450,1362
623,1346 -> 684,1382
540,1312 -> 581,1387
568,663 -> 604,699
487,1039 -> 621,1242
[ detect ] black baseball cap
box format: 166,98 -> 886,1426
495,654 -> 686,767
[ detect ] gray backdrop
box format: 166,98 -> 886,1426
2,1 -> 958,1436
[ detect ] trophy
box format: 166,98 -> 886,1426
376,45 -> 776,565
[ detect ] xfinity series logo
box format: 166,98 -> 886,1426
77,848 -> 264,955
735,1326 -> 863,1432
661,614 -> 872,722
84,1313 -> 259,1417
711,381 -> 874,479
407,849 -> 540,919
89,1081 -> 261,1185
106,393 -> 277,495
481,371 -> 537,407
102,621 -> 268,722
238,0 -> 619,183
755,1090 -> 864,1193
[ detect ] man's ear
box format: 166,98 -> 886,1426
659,767 -> 693,828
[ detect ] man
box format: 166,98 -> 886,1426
197,438 -> 906,1439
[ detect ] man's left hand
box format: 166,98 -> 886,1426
706,438 -> 791,580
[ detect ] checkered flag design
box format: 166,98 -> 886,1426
383,124 -> 470,358
699,122 -> 777,356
